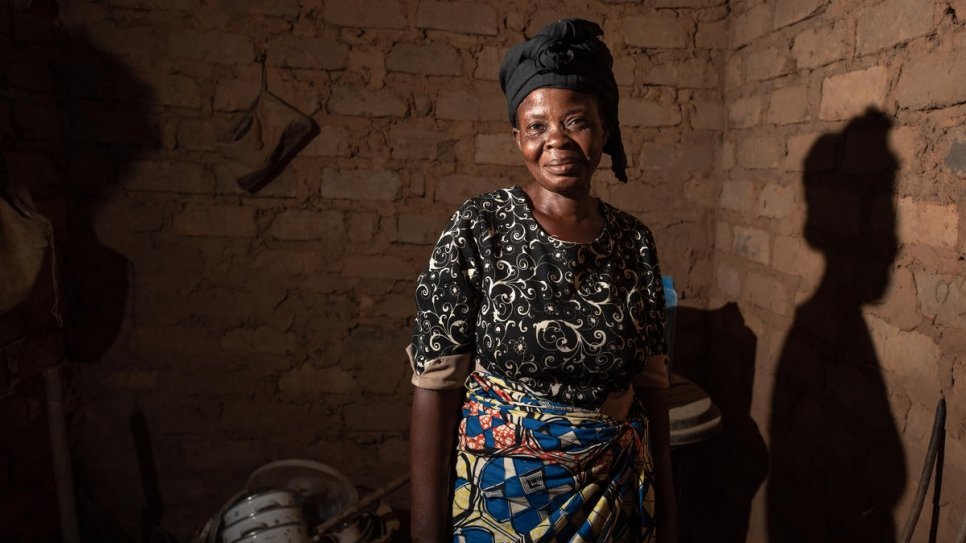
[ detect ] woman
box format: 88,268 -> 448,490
408,19 -> 676,542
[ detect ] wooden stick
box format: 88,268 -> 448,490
45,366 -> 81,543
899,398 -> 946,543
313,473 -> 411,536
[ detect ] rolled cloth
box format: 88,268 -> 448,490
499,18 -> 627,182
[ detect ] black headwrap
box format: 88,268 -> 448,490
499,18 -> 627,182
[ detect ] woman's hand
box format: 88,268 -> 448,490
409,387 -> 464,542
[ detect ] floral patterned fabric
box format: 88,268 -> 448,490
409,186 -> 667,409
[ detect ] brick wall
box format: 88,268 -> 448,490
2,0 -> 724,539
713,0 -> 966,541
5,0 -> 963,541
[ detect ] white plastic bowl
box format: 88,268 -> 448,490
223,489 -> 299,527
222,506 -> 304,543
232,522 -> 308,543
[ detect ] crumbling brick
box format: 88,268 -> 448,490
690,99 -> 724,130
396,213 -> 447,244
415,1 -> 498,35
716,261 -> 742,299
766,85 -> 809,125
214,78 -> 259,111
269,210 -> 346,241
126,160 -> 215,194
167,29 -> 254,64
720,179 -> 756,212
390,126 -> 439,160
85,22 -> 157,57
222,326 -> 298,354
344,399 -> 411,432
173,204 -> 257,237
729,94 -> 763,128
644,58 -> 719,89
773,0 -> 825,29
323,0 -> 407,29
856,0 -> 934,55
791,22 -> 848,70
867,266 -> 921,331
868,316 -> 942,408
732,4 -> 772,48
474,46 -> 505,81
736,136 -> 783,169
733,225 -> 771,264
757,183 -> 798,218
436,90 -> 505,122
474,133 -> 519,165
387,43 -> 462,76
696,18 -> 727,49
328,86 -> 408,117
772,235 -> 823,282
746,271 -> 789,314
320,169 -> 402,201
268,36 -> 349,70
638,139 -> 717,173
819,66 -> 889,121
622,99 -> 682,127
301,125 -> 352,158
280,365 -> 359,396
435,174 -> 509,204
684,176 -> 718,206
783,132 -> 825,172
896,197 -> 959,249
744,47 -> 791,81
895,51 -> 966,110
622,13 -> 691,49
221,0 -> 300,17
341,255 -> 415,279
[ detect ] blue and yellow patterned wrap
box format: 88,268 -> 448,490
452,371 -> 656,543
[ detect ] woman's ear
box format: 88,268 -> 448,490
512,127 -> 522,150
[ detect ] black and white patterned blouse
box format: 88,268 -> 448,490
407,186 -> 668,409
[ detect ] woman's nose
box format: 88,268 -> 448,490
544,123 -> 570,148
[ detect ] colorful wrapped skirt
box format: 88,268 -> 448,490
452,372 -> 656,543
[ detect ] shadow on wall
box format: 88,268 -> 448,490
58,21 -> 164,543
56,17 -> 158,364
671,304 -> 768,543
2,0 -> 159,539
7,0 -> 158,363
767,109 -> 906,542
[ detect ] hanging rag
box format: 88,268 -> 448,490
0,156 -> 53,313
219,55 -> 319,193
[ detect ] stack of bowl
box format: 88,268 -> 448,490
221,489 -> 309,543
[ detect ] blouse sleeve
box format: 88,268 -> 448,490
407,201 -> 484,390
632,225 -> 671,389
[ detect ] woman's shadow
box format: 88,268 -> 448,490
767,109 -> 906,541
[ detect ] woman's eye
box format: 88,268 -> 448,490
567,117 -> 589,128
527,123 -> 546,132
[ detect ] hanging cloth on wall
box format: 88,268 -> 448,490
0,158 -> 55,314
218,54 -> 319,193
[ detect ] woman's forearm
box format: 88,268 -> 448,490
410,386 -> 464,542
639,386 -> 678,542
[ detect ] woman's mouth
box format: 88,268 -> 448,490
544,158 -> 585,175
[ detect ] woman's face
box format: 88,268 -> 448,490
512,88 -> 607,197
